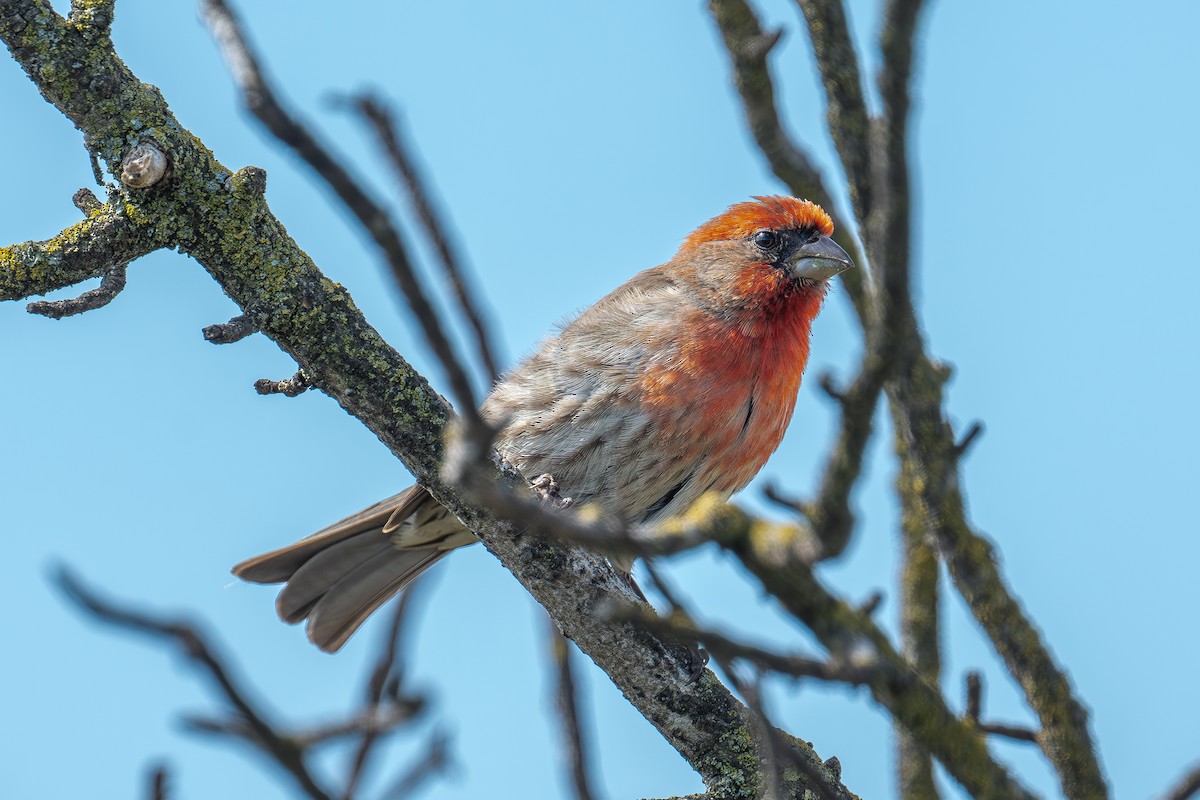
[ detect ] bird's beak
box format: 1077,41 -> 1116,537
789,235 -> 853,282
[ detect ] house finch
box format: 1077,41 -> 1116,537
235,196 -> 852,652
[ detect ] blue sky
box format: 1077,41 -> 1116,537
3,2 -> 1198,799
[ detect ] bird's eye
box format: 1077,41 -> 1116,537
752,230 -> 778,249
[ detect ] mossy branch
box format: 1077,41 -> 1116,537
0,202 -> 156,304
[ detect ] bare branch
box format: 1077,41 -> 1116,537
27,262 -> 127,318
672,496 -> 1039,800
889,353 -> 1109,799
806,354 -> 888,560
965,671 -> 983,723
1,203 -> 159,304
897,452 -> 941,800
200,0 -> 482,418
616,605 -> 879,686
341,93 -> 504,384
868,0 -> 928,305
953,420 -> 985,459
53,565 -> 335,800
342,586 -> 422,800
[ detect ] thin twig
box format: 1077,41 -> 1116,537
615,605 -> 880,687
146,763 -> 168,800
27,262 -> 127,318
342,94 -> 503,383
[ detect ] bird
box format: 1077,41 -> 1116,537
234,196 -> 852,652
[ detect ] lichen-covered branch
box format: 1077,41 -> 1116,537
896,436 -> 942,800
0,3 -> 848,796
888,353 -> 1107,799
0,202 -> 158,303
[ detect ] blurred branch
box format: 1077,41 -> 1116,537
616,606 -> 879,686
547,622 -> 600,800
53,565 -> 336,800
382,730 -> 451,800
146,763 -> 168,800
1162,761 -> 1200,800
340,93 -> 504,384
57,564 -> 442,800
897,438 -> 941,799
342,589 -> 422,800
200,0 -> 482,419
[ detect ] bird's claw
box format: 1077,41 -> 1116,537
530,473 -> 573,509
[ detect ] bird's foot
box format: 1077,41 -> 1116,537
530,473 -> 573,510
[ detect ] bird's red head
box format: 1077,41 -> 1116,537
679,195 -> 834,253
669,196 -> 850,319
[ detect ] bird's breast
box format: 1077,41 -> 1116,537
638,296 -> 818,496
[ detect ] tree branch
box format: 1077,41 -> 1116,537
199,0 -> 481,417
548,622 -> 599,800
1161,761 -> 1200,800
341,93 -> 503,384
0,4 -> 848,796
667,497 -> 1039,800
53,565 -> 336,800
888,354 -> 1109,799
1,203 -> 158,304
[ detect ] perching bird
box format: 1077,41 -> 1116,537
235,196 -> 852,652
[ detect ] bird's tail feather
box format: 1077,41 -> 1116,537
233,486 -> 448,653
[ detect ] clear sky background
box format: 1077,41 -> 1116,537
3,2 -> 1198,799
